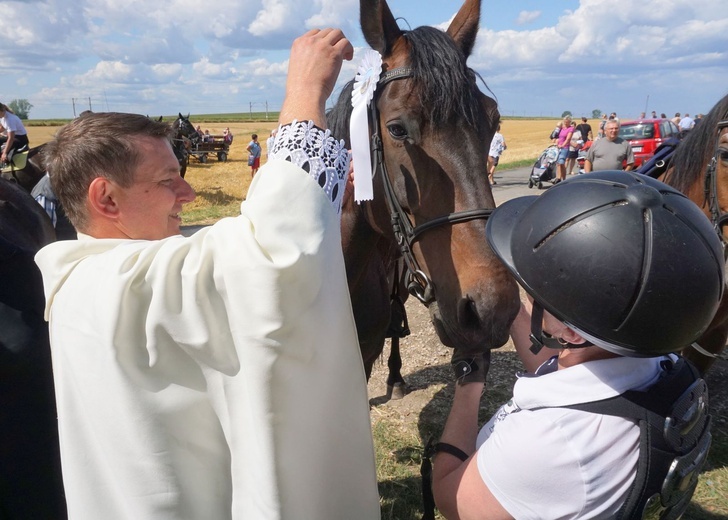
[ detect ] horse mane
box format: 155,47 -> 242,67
327,25 -> 496,148
666,92 -> 728,192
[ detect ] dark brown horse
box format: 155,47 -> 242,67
0,144 -> 47,193
656,94 -> 728,374
172,113 -> 200,179
329,0 -> 520,395
0,178 -> 66,518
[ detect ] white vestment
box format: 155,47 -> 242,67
35,156 -> 380,519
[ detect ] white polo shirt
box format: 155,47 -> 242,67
476,355 -> 670,519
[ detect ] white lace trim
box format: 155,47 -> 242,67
269,120 -> 350,215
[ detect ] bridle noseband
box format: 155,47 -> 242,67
369,67 -> 494,305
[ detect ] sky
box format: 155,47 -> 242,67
2,0 -> 727,121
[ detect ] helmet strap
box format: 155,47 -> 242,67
528,302 -> 564,354
529,302 -> 593,354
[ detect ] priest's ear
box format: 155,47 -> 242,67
87,177 -> 121,221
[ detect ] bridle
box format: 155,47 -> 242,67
368,67 -> 495,305
173,118 -> 200,149
704,119 -> 728,249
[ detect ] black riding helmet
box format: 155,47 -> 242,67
487,171 -> 725,357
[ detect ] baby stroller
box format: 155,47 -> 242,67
528,145 -> 559,189
576,140 -> 593,174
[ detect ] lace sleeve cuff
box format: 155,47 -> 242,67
269,120 -> 350,215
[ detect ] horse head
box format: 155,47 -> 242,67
659,92 -> 728,375
336,0 -> 520,361
174,113 -> 201,145
666,94 -> 728,245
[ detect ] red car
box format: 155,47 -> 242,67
618,118 -> 681,168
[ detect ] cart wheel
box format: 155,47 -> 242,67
218,152 -> 228,162
528,179 -> 534,189
537,181 -> 543,189
200,154 -> 208,164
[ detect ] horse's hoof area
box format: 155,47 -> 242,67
386,383 -> 407,400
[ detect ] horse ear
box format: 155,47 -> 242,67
360,0 -> 402,56
158,116 -> 163,122
179,112 -> 183,119
446,0 -> 481,57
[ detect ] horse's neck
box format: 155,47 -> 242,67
341,202 -> 399,290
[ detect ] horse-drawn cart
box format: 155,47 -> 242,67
189,136 -> 230,163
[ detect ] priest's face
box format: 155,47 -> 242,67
114,137 -> 196,240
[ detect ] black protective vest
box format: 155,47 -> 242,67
559,357 -> 711,519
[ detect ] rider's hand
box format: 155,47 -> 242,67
451,349 -> 491,385
279,28 -> 354,129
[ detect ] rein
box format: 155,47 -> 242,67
369,67 -> 494,305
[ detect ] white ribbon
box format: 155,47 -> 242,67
350,49 -> 382,203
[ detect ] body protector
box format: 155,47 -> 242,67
486,171 -> 725,357
546,357 -> 711,520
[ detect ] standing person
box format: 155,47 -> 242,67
429,171 -> 719,520
0,102 -> 30,164
247,133 -> 262,177
651,110 -> 657,118
555,115 -> 573,182
265,129 -> 276,160
487,123 -> 506,185
584,120 -> 634,172
575,116 -> 592,143
565,122 -> 582,175
222,127 -> 233,144
679,113 -> 695,131
597,113 -> 608,138
35,27 -> 380,520
671,112 -> 681,126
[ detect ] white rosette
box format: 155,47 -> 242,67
350,49 -> 382,202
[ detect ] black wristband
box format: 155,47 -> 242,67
424,441 -> 469,462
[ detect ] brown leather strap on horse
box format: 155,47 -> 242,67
704,119 -> 728,252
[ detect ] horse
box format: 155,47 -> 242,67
328,0 -> 520,396
0,178 -> 67,518
0,143 -> 47,193
172,113 -> 200,179
650,93 -> 728,375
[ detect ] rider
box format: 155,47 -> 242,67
430,171 -> 721,519
0,102 -> 30,165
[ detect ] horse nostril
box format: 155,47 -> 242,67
457,295 -> 481,330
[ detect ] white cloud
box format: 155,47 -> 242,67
516,11 -> 541,26
2,0 -> 727,119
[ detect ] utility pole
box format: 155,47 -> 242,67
88,97 -> 93,112
249,102 -> 253,121
265,101 -> 269,121
72,98 -> 77,118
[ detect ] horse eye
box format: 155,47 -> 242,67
387,123 -> 408,140
719,148 -> 728,164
